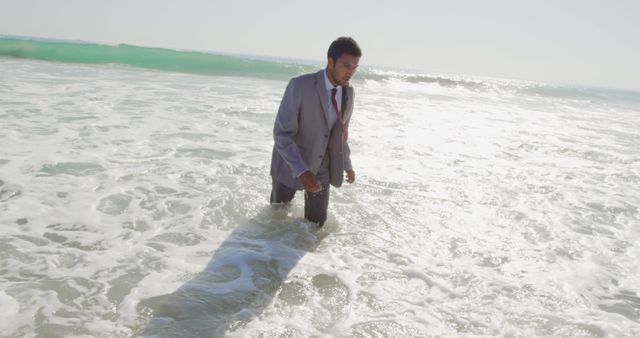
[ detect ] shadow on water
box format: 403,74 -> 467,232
135,206 -> 325,338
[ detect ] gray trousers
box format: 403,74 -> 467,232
270,154 -> 330,226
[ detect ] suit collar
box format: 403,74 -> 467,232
315,69 -> 350,128
315,70 -> 331,128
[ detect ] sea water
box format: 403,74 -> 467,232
1,37 -> 640,337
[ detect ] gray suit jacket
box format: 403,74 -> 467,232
270,69 -> 354,190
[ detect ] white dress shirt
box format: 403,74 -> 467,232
323,68 -> 342,129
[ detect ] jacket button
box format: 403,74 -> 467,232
319,155 -> 323,158
324,134 -> 328,138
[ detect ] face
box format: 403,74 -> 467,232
328,53 -> 360,87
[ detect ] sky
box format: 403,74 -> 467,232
1,0 -> 639,91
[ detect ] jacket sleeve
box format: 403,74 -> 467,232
273,79 -> 308,177
343,87 -> 354,171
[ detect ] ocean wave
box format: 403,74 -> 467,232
365,69 -> 640,108
0,36 -> 315,79
359,70 -> 486,90
2,36 -> 639,106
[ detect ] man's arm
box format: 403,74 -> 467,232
273,79 -> 308,177
273,79 -> 322,192
344,87 -> 355,184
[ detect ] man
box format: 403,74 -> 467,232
270,37 -> 362,226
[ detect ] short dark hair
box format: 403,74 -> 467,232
327,37 -> 362,62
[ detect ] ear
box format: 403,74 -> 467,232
327,57 -> 335,70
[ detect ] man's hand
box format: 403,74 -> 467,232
345,169 -> 356,184
299,171 -> 322,192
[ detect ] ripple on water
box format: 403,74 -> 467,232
356,291 -> 388,312
175,147 -> 234,160
277,280 -> 307,306
150,232 -> 206,246
154,186 -> 178,195
598,290 -> 640,323
165,200 -> 192,215
310,273 -> 350,330
350,320 -> 424,338
42,231 -> 106,252
0,184 -> 22,202
97,193 -> 132,215
12,235 -> 48,247
40,162 -> 106,176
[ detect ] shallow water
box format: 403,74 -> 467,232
1,58 -> 640,337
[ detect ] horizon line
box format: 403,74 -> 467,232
2,33 -> 639,95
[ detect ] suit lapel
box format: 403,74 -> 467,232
314,70 -> 331,128
341,85 -> 348,117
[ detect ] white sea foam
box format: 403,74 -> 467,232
1,58 -> 639,337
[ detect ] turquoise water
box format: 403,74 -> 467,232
0,36 -> 316,79
2,35 -> 639,107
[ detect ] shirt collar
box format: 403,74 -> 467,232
324,68 -> 339,92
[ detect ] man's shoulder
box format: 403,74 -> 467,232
291,70 -> 323,84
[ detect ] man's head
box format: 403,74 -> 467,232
327,37 -> 361,87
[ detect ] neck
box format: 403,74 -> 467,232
326,68 -> 338,87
